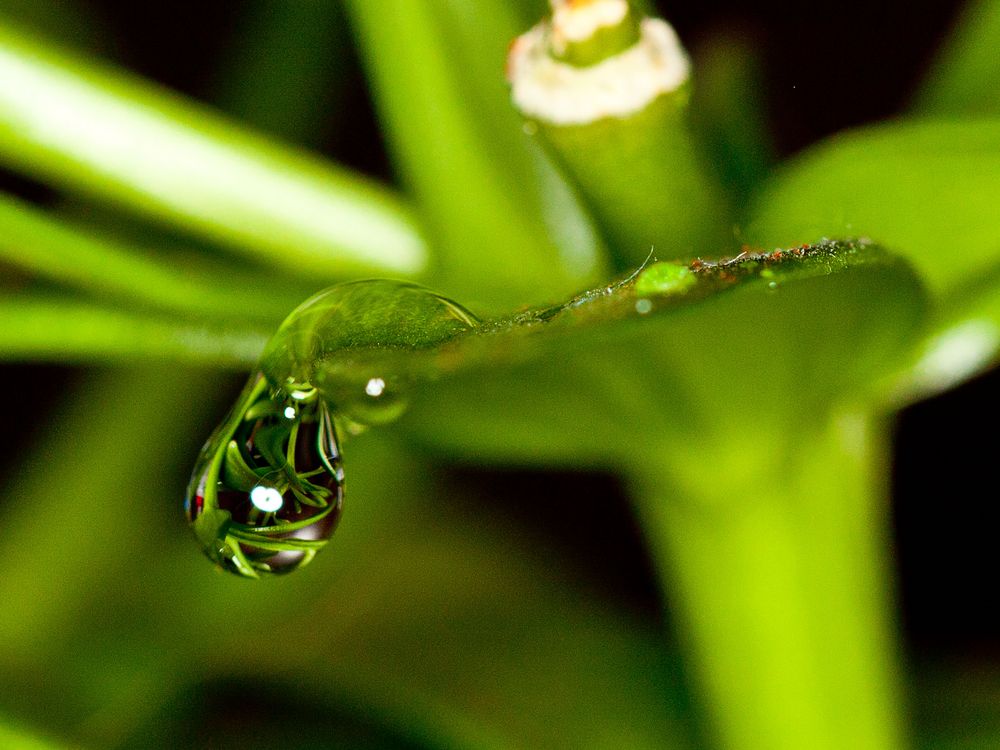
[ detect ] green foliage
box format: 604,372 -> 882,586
1,1 -> 999,749
0,21 -> 425,278
914,0 -> 1000,116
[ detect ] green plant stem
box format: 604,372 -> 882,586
507,3 -> 730,269
537,92 -> 730,267
0,21 -> 426,278
631,415 -> 904,750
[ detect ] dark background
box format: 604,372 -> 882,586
1,0 -> 996,675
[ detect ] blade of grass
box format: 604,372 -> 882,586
0,192 -> 307,322
0,295 -> 265,366
0,21 -> 426,278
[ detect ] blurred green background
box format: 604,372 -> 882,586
1,1 -> 999,748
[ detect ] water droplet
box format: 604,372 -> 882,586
260,280 -> 478,428
635,298 -> 653,315
186,280 -> 478,577
186,374 -> 344,578
634,262 -> 696,297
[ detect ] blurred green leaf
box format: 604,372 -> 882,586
343,0 -> 605,310
0,192 -> 307,321
914,0 -> 1000,116
209,0 -> 351,148
0,416 -> 693,749
0,720 -> 73,750
0,21 -> 426,279
749,120 -> 1000,297
747,118 -> 1000,387
0,296 -> 266,365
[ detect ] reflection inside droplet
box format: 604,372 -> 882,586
250,485 -> 284,512
365,377 -> 386,397
185,373 -> 344,579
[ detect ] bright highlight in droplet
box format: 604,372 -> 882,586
365,377 -> 386,397
250,485 -> 284,512
283,406 -> 296,419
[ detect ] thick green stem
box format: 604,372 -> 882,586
509,4 -> 730,269
632,415 -> 904,750
538,92 -> 729,267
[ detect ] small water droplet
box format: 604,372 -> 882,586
635,298 -> 653,315
634,262 -> 695,297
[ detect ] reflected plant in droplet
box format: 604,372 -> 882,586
186,374 -> 345,578
185,280 -> 479,578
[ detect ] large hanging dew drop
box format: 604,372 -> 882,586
185,280 -> 478,578
186,375 -> 344,578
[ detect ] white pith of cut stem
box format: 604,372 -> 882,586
549,0 -> 630,55
508,18 -> 690,126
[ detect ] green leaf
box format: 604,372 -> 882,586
748,120 -> 1000,297
747,119 -> 1000,391
392,242 -> 926,468
343,0 -> 604,310
913,0 -> 1000,116
0,295 -> 266,366
0,21 -> 426,279
390,243 -> 922,750
747,119 -> 1000,400
0,192 -> 304,322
